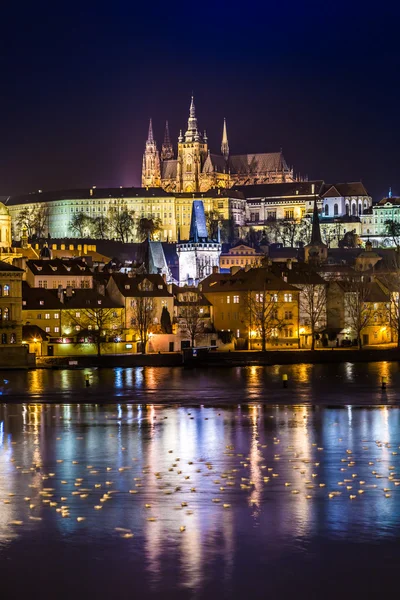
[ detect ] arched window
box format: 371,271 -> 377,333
1,333 -> 7,344
345,204 -> 349,216
324,205 -> 329,216
3,308 -> 9,321
3,284 -> 9,296
0,308 -> 2,320
0,284 -> 2,296
10,333 -> 16,344
352,203 -> 356,216
358,203 -> 362,215
334,203 -> 339,216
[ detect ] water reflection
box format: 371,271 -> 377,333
1,404 -> 400,598
2,361 -> 400,406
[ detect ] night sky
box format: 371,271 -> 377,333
1,0 -> 399,200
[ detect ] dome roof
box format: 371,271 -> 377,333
0,203 -> 10,216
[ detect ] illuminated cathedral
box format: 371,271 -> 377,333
142,97 -> 296,193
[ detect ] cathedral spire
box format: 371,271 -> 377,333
185,95 -> 201,142
221,118 -> 229,160
161,120 -> 174,160
147,118 -> 154,144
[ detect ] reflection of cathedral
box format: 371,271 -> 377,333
142,97 -> 295,193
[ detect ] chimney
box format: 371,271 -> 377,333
66,286 -> 73,297
162,273 -> 167,283
212,265 -> 219,274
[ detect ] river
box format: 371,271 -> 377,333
1,363 -> 400,598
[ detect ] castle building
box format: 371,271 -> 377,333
142,96 -> 295,193
177,200 -> 221,286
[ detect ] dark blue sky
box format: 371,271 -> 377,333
1,0 -> 399,200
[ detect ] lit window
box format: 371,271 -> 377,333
45,313 -> 50,319
54,327 -> 59,333
3,285 -> 9,296
54,313 -> 59,319
233,295 -> 239,304
271,294 -> 278,302
3,307 -> 9,321
45,327 -> 51,333
75,312 -> 80,318
226,296 -> 231,304
39,300 -> 44,305
98,300 -> 102,305
256,293 -> 264,303
284,294 -> 292,302
199,308 -> 204,314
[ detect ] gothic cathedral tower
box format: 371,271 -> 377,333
141,119 -> 161,188
176,97 -> 208,193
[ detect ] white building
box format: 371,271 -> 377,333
177,201 -> 221,286
321,182 -> 371,218
360,195 -> 400,245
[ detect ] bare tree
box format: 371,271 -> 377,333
376,252 -> 400,348
93,214 -> 111,239
69,213 -> 92,237
244,288 -> 285,352
205,209 -> 223,239
109,201 -> 135,243
344,278 -> 376,349
299,279 -> 327,350
130,297 -> 155,354
64,307 -> 122,356
179,302 -> 205,347
15,204 -> 50,238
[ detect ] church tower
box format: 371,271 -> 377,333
221,118 -> 229,160
161,121 -> 174,161
305,199 -> 328,263
176,96 -> 208,193
141,119 -> 161,188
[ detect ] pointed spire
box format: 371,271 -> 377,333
147,118 -> 154,143
161,120 -> 174,160
185,95 -> 201,142
221,118 -> 229,159
310,198 -> 322,245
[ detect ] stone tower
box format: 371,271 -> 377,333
0,203 -> 12,249
161,121 -> 174,161
141,119 -> 161,188
177,200 -> 221,286
176,97 -> 208,193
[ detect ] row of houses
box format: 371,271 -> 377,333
1,242 -> 398,359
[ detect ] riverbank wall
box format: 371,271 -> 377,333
31,347 -> 400,369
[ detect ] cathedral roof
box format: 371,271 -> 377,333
189,201 -> 209,241
202,154 -> 228,174
161,160 -> 178,180
228,152 -> 289,175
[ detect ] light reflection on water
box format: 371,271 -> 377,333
1,361 -> 400,405
0,404 -> 399,598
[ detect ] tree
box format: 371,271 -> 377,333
264,218 -> 311,248
130,297 -> 155,354
69,213 -> 92,237
244,288 -> 285,352
205,209 -> 223,240
92,214 -> 111,239
136,217 -> 162,241
179,302 -> 205,347
344,278 -> 376,349
385,220 -> 400,250
15,204 -> 50,239
110,202 -> 135,243
298,277 -> 327,350
375,253 -> 400,348
64,307 -> 122,356
160,306 -> 172,334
